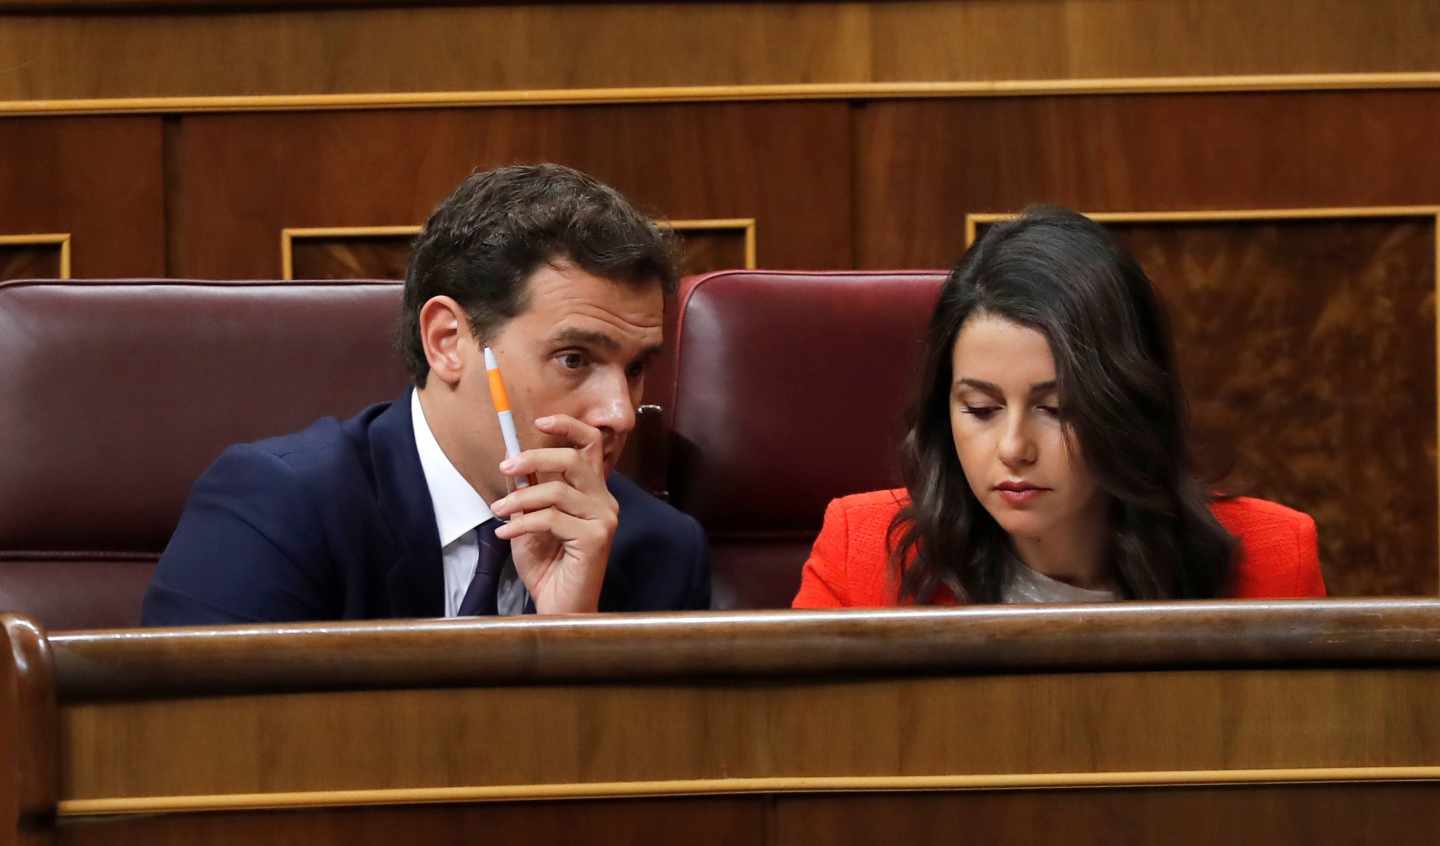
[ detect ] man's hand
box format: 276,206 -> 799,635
490,414 -> 617,613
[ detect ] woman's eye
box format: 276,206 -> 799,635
1037,405 -> 1062,418
962,406 -> 999,420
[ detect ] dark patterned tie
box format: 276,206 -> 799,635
457,518 -> 509,616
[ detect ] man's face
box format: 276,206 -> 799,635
456,261 -> 664,498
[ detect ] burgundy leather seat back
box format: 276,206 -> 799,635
0,279 -> 409,630
667,270 -> 946,609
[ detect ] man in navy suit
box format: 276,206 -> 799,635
142,164 -> 710,624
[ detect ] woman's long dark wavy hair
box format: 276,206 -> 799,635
891,206 -> 1236,603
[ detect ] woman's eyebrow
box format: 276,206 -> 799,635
954,378 -> 1003,398
954,378 -> 1057,398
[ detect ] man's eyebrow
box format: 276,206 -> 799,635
548,328 -> 663,361
548,328 -> 621,351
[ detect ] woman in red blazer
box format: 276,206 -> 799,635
794,207 -> 1325,609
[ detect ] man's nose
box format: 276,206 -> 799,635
587,371 -> 637,435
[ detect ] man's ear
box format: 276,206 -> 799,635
418,296 -> 470,388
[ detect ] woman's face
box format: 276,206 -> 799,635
948,314 -> 1106,543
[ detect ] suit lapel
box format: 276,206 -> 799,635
369,388 -> 445,618
595,473 -> 632,612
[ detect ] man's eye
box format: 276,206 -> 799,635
557,351 -> 589,370
625,361 -> 647,381
962,406 -> 998,421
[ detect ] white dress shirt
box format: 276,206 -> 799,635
410,390 -> 528,616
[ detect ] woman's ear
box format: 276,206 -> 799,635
418,296 -> 469,387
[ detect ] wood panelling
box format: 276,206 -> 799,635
773,784 -> 1440,845
0,117 -> 164,277
50,784 -> 1440,846
0,3 -> 872,101
671,222 -> 754,276
56,797 -> 766,846
3,1 -> 1440,102
870,1 -> 1440,82
282,221 -> 751,280
58,666 -> 1440,798
48,601 -> 1440,699
856,91 -> 1440,267
22,606 -> 1440,843
0,240 -> 63,281
169,103 -> 851,278
287,232 -> 413,281
1114,217 -> 1437,596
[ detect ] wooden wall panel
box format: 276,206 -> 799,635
284,223 -> 750,280
0,117 -> 164,278
870,0 -> 1440,82
1118,217 -> 1432,597
773,784 -> 1440,846
0,241 -> 63,280
0,3 -> 872,100
288,233 -> 412,280
169,103 -> 851,278
3,1 -> 1440,102
57,797 -> 766,846
856,91 -> 1440,268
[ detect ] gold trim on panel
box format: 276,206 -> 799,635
666,217 -> 758,269
6,72 -> 1440,117
0,232 -> 71,278
966,206 -> 1440,588
280,219 -> 757,279
58,766 -> 1440,816
280,225 -> 420,281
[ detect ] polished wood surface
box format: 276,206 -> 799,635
0,117 -> 164,278
57,666 -> 1440,800
5,604 -> 1440,843
0,243 -> 61,282
46,786 -> 1440,846
857,91 -> 1440,267
55,797 -> 766,846
46,600 -> 1440,698
281,220 -> 752,280
1,615 -> 58,844
169,104 -> 852,278
3,1 -> 1440,102
773,785 -> 1440,845
1117,216 -> 1437,596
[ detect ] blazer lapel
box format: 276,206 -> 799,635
369,388 -> 445,618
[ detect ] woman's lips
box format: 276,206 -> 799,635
995,481 -> 1049,506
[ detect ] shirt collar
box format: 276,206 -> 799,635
411,389 -> 494,548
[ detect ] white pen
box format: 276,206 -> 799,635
483,346 -> 531,490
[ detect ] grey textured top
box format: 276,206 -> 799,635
1001,560 -> 1118,604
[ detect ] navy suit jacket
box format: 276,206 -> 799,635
142,391 -> 710,624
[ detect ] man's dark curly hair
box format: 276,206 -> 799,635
400,163 -> 679,386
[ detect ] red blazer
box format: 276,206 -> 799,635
792,489 -> 1326,608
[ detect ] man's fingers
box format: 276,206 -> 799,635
491,481 -> 612,522
532,414 -> 604,451
494,506 -> 611,545
501,447 -> 604,490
